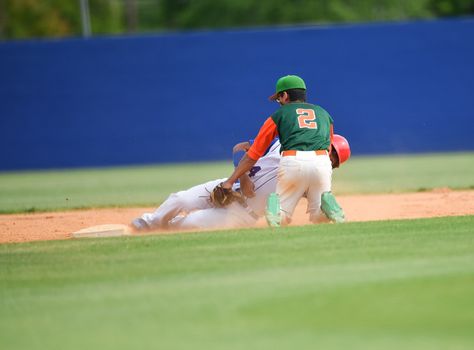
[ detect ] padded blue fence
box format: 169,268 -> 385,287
1,18 -> 473,170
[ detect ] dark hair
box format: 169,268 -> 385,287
286,88 -> 307,102
278,89 -> 306,102
330,147 -> 340,169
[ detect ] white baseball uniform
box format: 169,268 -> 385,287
138,140 -> 281,230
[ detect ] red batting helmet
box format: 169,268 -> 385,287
332,134 -> 351,166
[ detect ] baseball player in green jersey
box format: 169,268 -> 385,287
217,75 -> 336,225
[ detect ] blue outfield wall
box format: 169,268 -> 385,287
1,18 -> 473,170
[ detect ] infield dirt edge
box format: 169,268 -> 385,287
1,190 -> 473,244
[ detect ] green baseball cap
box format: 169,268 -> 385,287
269,75 -> 306,101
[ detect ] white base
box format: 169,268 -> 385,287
72,224 -> 131,238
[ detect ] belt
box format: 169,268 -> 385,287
282,150 -> 328,157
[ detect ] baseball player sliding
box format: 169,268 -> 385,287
131,135 -> 350,231
215,75 -> 340,226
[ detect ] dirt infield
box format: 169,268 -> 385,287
1,190 -> 473,244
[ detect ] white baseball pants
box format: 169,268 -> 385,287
140,178 -> 259,230
277,151 -> 332,224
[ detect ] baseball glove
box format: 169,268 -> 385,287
210,183 -> 244,208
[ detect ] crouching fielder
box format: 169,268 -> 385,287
218,75 -> 343,225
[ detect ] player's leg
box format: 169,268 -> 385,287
305,156 -> 333,223
276,157 -> 308,225
137,178 -> 224,229
170,203 -> 258,230
246,173 -> 278,217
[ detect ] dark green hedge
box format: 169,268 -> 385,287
1,0 -> 473,40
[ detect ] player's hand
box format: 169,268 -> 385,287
232,141 -> 251,153
220,180 -> 233,190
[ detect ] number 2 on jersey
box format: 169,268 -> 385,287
296,108 -> 317,129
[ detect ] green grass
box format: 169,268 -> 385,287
1,216 -> 473,350
0,161 -> 233,213
0,152 -> 473,214
333,152 -> 474,194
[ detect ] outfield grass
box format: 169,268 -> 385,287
0,152 -> 472,214
333,152 -> 474,194
0,161 -> 234,213
1,216 -> 473,350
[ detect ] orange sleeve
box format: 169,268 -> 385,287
247,117 -> 278,160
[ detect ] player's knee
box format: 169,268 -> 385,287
168,192 -> 181,201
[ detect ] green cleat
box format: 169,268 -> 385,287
265,192 -> 281,227
321,191 -> 345,223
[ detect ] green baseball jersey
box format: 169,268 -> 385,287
271,102 -> 333,151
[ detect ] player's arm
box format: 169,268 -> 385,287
222,154 -> 257,190
237,165 -> 256,198
222,117 -> 278,189
232,141 -> 255,198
